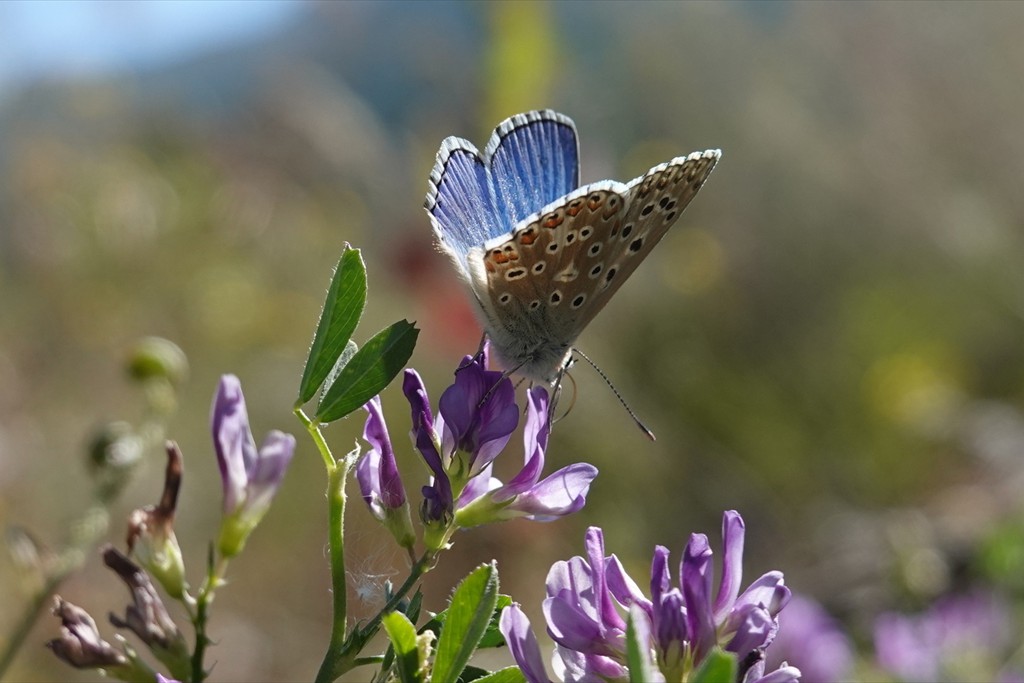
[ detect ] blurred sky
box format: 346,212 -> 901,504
0,0 -> 303,96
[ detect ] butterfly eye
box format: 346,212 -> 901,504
498,293 -> 512,305
629,238 -> 644,253
588,243 -> 602,257
579,226 -> 593,240
571,294 -> 586,309
532,262 -> 546,274
506,268 -> 527,281
620,224 -> 633,239
588,263 -> 603,279
549,291 -> 562,306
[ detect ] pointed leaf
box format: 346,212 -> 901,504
691,647 -> 737,683
420,595 -> 511,647
432,562 -> 500,683
626,604 -> 658,683
467,667 -> 526,683
382,611 -> 424,683
320,339 -> 358,403
315,320 -> 419,422
297,245 -> 367,405
477,595 -> 514,649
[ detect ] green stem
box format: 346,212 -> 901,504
314,461 -> 350,683
295,407 -> 336,471
294,409 -> 352,683
190,553 -> 229,683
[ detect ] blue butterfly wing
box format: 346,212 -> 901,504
489,110 -> 579,229
425,142 -> 504,269
425,110 -> 579,271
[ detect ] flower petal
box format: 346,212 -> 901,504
605,554 -> 651,616
438,353 -> 518,464
714,510 -> 745,620
682,533 -> 715,661
211,374 -> 259,514
362,397 -> 405,508
504,464 -> 598,520
735,572 -> 790,616
500,605 -> 552,683
543,591 -> 606,653
724,602 -> 774,656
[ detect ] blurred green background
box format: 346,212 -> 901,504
2,1 -> 1024,680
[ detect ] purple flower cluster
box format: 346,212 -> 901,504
766,594 -> 853,683
500,512 -> 800,683
875,591 -> 1021,682
356,348 -> 598,549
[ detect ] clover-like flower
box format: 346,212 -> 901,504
211,374 -> 296,557
397,348 -> 597,550
500,512 -> 801,683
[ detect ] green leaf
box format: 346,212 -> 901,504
476,595 -> 513,649
320,339 -> 358,402
297,246 -> 367,405
469,667 -> 526,683
382,611 -> 423,683
315,319 -> 419,422
382,589 -> 425,675
406,588 -> 424,624
625,604 -> 658,683
691,647 -> 738,683
432,562 -> 500,683
421,595 -> 512,644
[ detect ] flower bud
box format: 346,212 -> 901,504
47,597 -> 127,670
127,443 -> 187,599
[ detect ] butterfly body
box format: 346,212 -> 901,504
426,110 -> 720,384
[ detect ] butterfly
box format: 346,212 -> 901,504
425,109 -> 720,385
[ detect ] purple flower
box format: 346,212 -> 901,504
502,512 -> 800,683
400,349 -> 597,548
211,374 -> 296,557
356,396 -> 414,549
766,594 -> 853,683
456,387 -> 598,527
875,591 -> 1020,682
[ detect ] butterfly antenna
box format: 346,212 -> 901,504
551,370 -> 578,425
572,348 -> 656,441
